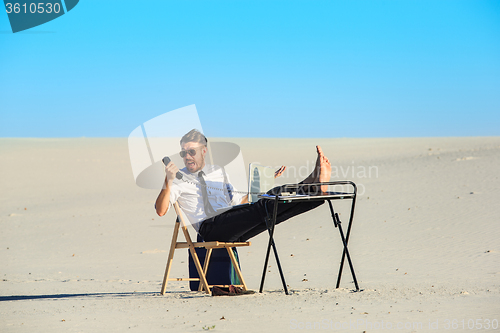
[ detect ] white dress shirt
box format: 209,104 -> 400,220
169,164 -> 243,232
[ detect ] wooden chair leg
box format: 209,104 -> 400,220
161,220 -> 181,295
188,246 -> 211,294
175,211 -> 211,294
226,247 -> 248,291
198,248 -> 213,291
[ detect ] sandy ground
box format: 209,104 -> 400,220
1,137 -> 499,332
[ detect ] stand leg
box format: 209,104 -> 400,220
272,238 -> 289,295
260,196 -> 289,295
336,196 -> 356,288
336,252 -> 346,288
337,218 -> 360,291
327,200 -> 360,291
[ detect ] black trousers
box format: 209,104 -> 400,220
198,198 -> 324,242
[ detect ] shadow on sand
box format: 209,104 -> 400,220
0,291 -> 168,302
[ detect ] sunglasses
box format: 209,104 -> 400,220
179,147 -> 202,158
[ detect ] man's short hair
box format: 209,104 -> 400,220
180,129 -> 208,146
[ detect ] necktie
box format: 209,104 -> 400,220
198,171 -> 216,216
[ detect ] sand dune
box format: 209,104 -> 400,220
1,137 -> 499,332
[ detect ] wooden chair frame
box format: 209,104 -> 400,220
160,202 -> 251,294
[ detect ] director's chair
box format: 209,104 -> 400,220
160,202 -> 251,294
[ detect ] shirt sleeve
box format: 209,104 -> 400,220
153,181 -> 181,212
168,180 -> 182,208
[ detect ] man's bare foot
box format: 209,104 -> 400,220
302,146 -> 332,194
316,145 -> 325,157
310,145 -> 324,180
300,146 -> 331,194
318,149 -> 332,193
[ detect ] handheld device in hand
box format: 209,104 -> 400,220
162,156 -> 183,180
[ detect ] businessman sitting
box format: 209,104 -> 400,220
155,129 -> 331,242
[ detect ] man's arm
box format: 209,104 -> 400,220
155,162 -> 180,216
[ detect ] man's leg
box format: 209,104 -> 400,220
236,199 -> 324,241
199,199 -> 324,242
199,146 -> 332,242
199,204 -> 265,242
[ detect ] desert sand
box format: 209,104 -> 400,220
1,137 -> 499,332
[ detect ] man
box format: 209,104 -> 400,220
155,129 -> 332,242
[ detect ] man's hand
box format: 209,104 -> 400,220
164,162 -> 180,183
274,165 -> 286,178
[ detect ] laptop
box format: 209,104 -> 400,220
247,163 -> 275,203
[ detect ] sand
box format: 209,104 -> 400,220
1,137 -> 499,332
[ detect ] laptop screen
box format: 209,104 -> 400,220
248,163 -> 275,203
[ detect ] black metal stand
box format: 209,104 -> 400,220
258,181 -> 360,294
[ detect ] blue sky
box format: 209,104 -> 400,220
1,0 -> 499,138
